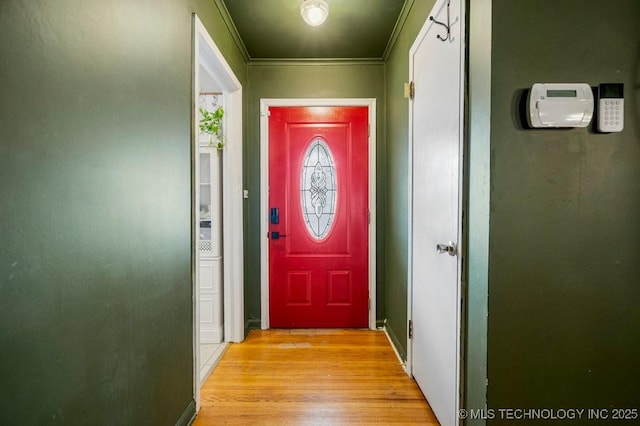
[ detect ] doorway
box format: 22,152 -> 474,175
407,0 -> 465,425
192,14 -> 244,411
259,99 -> 377,330
196,92 -> 225,381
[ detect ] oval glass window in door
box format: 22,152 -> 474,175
300,138 -> 337,240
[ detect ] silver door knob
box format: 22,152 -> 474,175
436,241 -> 456,256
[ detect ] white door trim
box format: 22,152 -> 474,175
406,0 -> 465,417
259,98 -> 377,330
193,14 -> 245,412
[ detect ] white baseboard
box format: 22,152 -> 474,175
200,326 -> 223,344
383,326 -> 408,374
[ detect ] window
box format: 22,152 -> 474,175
300,138 -> 337,240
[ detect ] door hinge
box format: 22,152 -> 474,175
368,210 -> 370,224
368,124 -> 370,137
404,81 -> 415,100
408,319 -> 413,339
368,298 -> 371,311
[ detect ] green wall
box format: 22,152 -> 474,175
488,0 -> 640,422
0,0 -> 245,424
383,0 -> 435,359
244,63 -> 386,327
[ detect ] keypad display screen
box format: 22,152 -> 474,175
547,90 -> 577,98
601,84 -> 623,98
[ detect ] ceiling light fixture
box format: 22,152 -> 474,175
300,0 -> 329,26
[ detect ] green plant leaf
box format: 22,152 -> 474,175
199,105 -> 225,150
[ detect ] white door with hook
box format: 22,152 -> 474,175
408,1 -> 464,425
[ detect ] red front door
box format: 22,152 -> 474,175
269,106 -> 369,328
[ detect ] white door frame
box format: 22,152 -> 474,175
259,98 -> 377,330
192,14 -> 245,411
406,0 -> 465,415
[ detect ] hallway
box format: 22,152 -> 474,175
194,329 -> 438,425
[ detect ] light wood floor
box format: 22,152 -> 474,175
194,329 -> 439,425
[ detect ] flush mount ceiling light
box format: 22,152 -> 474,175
300,0 -> 329,26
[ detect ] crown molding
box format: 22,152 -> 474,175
383,0 -> 415,61
248,58 -> 385,66
214,0 -> 250,63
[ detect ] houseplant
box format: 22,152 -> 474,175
199,106 -> 224,151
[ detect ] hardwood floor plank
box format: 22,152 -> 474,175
194,329 -> 439,425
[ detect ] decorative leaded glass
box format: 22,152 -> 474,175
301,138 -> 337,240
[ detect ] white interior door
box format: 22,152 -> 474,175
409,1 -> 464,425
